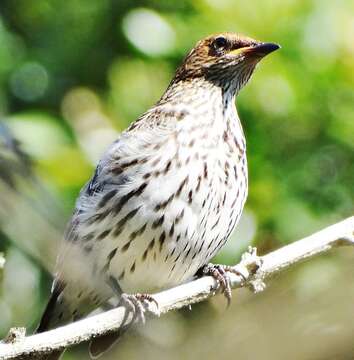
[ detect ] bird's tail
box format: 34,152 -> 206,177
38,280 -> 124,359
36,281 -> 71,360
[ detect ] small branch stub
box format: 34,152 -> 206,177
3,328 -> 26,345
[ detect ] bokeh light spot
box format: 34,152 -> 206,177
10,62 -> 49,102
5,112 -> 69,160
62,87 -> 118,163
122,8 -> 176,56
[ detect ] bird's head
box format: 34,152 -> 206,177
174,32 -> 280,94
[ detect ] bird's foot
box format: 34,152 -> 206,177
106,275 -> 160,324
199,263 -> 248,306
118,293 -> 159,324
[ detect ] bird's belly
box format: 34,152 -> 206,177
88,152 -> 247,294
98,179 -> 209,293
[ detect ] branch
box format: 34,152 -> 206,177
1,216 -> 353,359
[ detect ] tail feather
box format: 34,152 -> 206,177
38,280 -> 121,359
37,285 -> 61,333
36,281 -> 69,360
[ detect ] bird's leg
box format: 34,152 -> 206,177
198,263 -> 248,306
107,276 -> 159,325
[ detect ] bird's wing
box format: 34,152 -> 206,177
59,111 -> 181,356
38,108 -> 182,360
64,116 -> 172,234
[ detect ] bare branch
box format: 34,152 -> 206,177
0,216 -> 353,359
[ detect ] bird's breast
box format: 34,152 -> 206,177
65,112 -> 248,295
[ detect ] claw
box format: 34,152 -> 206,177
119,293 -> 159,324
106,276 -> 159,325
201,263 -> 247,306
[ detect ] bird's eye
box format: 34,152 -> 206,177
213,36 -> 228,50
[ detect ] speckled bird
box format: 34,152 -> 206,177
37,32 -> 279,359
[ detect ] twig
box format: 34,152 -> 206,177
0,216 -> 353,359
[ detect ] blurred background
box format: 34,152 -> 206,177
0,0 -> 353,359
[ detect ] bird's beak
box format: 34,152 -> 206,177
229,42 -> 280,57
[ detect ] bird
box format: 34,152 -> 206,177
36,32 -> 280,359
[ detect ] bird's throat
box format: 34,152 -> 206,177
159,77 -> 244,149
